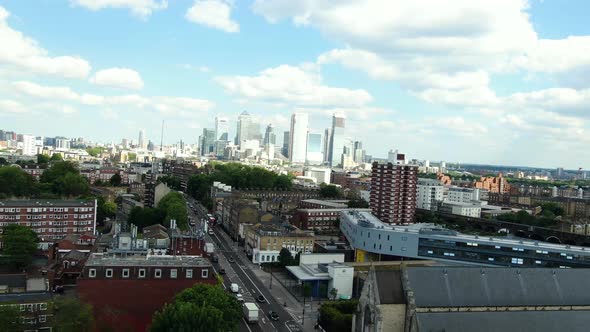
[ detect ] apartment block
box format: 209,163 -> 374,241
370,162 -> 418,224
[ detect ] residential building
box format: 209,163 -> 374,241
22,164 -> 47,181
370,162 -> 418,224
329,114 -> 345,167
355,266 -> 590,332
244,222 -> 315,264
416,178 -> 444,211
448,187 -> 480,203
439,201 -> 482,218
144,182 -> 172,208
475,173 -> 510,194
291,208 -> 371,231
306,132 -> 323,165
81,167 -> 129,185
289,112 -> 309,163
21,134 -> 37,156
78,253 -> 215,332
340,210 -> 590,268
300,199 -> 348,209
221,199 -> 260,240
0,199 -> 97,249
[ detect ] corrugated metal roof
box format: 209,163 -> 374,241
406,267 -> 590,307
417,311 -> 590,332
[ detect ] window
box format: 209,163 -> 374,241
201,269 -> 209,278
170,269 -> 178,279
39,315 -> 47,323
138,269 -> 146,278
122,269 -> 130,278
89,269 -> 96,278
106,269 -> 113,278
186,269 -> 193,278
155,269 -> 162,278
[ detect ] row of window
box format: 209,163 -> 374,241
0,207 -> 92,213
88,268 -> 208,279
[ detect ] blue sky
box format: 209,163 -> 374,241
1,0 -> 590,169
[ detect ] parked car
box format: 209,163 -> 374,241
256,295 -> 266,303
228,257 -> 236,263
219,268 -> 226,275
231,283 -> 239,293
268,310 -> 279,321
236,294 -> 244,303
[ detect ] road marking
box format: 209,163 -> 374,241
234,261 -> 271,304
284,321 -> 294,332
242,318 -> 253,332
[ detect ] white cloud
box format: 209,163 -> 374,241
511,36 -> 590,74
215,64 -> 372,108
13,81 -> 80,101
70,0 -> 167,18
186,0 -> 239,33
90,67 -> 144,90
0,99 -> 27,113
0,6 -> 91,79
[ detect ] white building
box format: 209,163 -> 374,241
417,178 -> 444,211
138,129 -> 146,150
289,112 -> 308,163
215,116 -> 229,141
306,132 -> 323,165
440,201 -> 482,218
387,149 -> 406,165
21,135 -> 37,156
329,114 -> 345,167
305,167 -> 331,185
447,187 -> 480,203
285,254 -> 353,300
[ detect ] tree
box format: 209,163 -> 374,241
0,157 -> 8,165
329,288 -> 338,300
109,173 -> 122,187
278,248 -> 295,267
0,305 -> 23,332
347,198 -> 369,208
102,201 -> 117,219
86,147 -> 103,157
319,184 -> 341,198
318,300 -> 358,332
55,173 -> 90,197
37,154 -> 50,164
53,297 -> 94,332
128,152 -> 137,161
0,224 -> 39,269
0,166 -> 38,197
150,284 -> 241,332
50,153 -> 63,161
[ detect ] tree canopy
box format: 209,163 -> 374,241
150,284 -> 241,332
319,183 -> 341,198
128,192 -> 188,230
318,300 -> 358,332
109,173 -> 122,186
40,161 -> 89,197
0,166 -> 38,198
0,224 -> 39,269
347,198 -> 369,208
52,297 -> 94,332
0,304 -> 23,332
37,154 -> 50,164
86,147 -> 103,157
50,153 -> 63,161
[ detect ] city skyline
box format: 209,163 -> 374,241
1,1 -> 590,168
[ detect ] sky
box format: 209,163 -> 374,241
0,0 -> 589,169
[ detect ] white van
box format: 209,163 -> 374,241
231,283 -> 239,293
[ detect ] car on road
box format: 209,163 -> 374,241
236,293 -> 244,303
228,257 -> 236,263
268,310 -> 279,321
211,254 -> 218,263
230,283 -> 239,293
218,268 -> 226,275
256,295 -> 266,303
208,229 -> 214,235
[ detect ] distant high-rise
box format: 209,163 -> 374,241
282,131 -> 290,158
329,114 -> 345,167
236,111 -> 252,146
353,141 -> 365,163
370,162 -> 418,224
289,113 -> 309,163
215,116 -> 229,141
306,132 -> 323,165
138,129 -> 146,150
21,135 -> 36,156
323,128 -> 332,164
200,128 -> 216,156
264,124 -> 276,146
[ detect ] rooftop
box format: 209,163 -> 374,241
0,199 -> 95,207
84,253 -> 211,267
301,199 -> 348,208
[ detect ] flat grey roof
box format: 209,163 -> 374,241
85,253 -> 211,268
286,266 -> 331,281
302,199 -> 347,208
417,311 -> 590,332
0,199 -> 94,207
406,267 -> 590,307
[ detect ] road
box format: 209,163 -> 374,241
185,197 -> 304,332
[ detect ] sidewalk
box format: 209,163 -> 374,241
251,266 -> 320,332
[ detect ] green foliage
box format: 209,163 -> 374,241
496,210 -> 558,227
0,224 -> 39,269
0,304 -> 23,332
128,152 -> 137,161
40,161 -> 89,197
159,175 -> 181,191
128,206 -> 166,230
109,173 -> 122,186
37,154 -> 50,164
50,153 -> 63,161
158,192 -> 188,230
347,198 -> 369,208
278,248 -> 298,267
102,201 -> 117,219
318,300 -> 359,332
0,166 -> 38,197
0,157 -> 8,165
86,147 -> 103,157
319,183 -> 341,198
150,284 -> 241,332
53,297 -> 94,332
540,202 -> 565,217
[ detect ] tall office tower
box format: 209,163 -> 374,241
215,116 -> 229,141
289,113 -> 309,163
306,132 -> 323,165
263,124 -> 276,146
329,114 -> 345,167
249,121 -> 262,141
370,162 -> 418,224
138,129 -> 146,149
282,131 -> 290,158
353,141 -> 365,163
200,128 -> 216,156
21,135 -> 36,156
236,111 -> 252,146
323,128 -> 332,164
